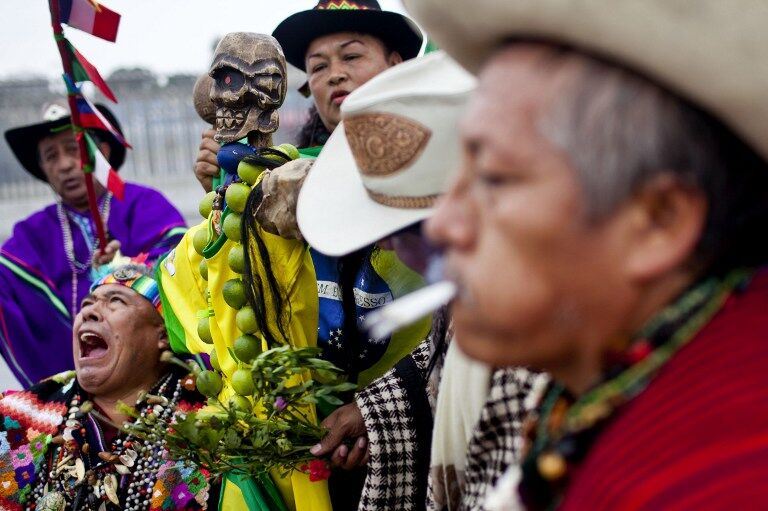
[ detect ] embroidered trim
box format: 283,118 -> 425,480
0,255 -> 69,320
365,189 -> 438,209
319,0 -> 370,10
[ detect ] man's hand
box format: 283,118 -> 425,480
194,128 -> 219,192
310,402 -> 370,470
92,240 -> 121,266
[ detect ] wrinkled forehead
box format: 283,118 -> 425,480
211,33 -> 286,73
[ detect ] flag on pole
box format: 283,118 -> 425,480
59,0 -> 121,42
83,132 -> 125,200
65,39 -> 117,102
74,95 -> 132,148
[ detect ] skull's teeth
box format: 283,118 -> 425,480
216,108 -> 247,130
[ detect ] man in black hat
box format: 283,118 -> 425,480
0,100 -> 186,388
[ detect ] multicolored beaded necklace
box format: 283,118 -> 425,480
28,373 -> 181,511
517,268 -> 753,511
57,193 -> 112,319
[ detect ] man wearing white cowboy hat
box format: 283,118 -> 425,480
0,100 -> 186,388
298,50 -> 548,511
402,0 -> 768,509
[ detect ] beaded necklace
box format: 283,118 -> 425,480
57,193 -> 112,319
517,268 -> 753,511
29,373 -> 182,511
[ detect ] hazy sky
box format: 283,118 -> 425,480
1,0 -> 409,80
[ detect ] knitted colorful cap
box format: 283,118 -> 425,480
90,260 -> 162,317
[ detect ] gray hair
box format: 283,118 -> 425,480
536,47 -> 768,273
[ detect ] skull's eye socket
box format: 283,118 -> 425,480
214,68 -> 245,91
255,74 -> 284,98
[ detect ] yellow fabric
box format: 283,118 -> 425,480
221,477 -> 249,510
157,194 -> 331,511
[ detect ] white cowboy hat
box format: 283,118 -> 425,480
297,51 -> 476,256
402,0 -> 768,162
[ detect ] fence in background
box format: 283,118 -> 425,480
0,73 -> 311,203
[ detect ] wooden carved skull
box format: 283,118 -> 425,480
209,33 -> 287,144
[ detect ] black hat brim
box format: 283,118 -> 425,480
273,9 -> 424,71
4,104 -> 126,182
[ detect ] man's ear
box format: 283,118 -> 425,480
157,326 -> 169,351
621,174 -> 707,282
387,51 -> 403,67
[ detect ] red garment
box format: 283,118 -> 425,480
559,271 -> 768,511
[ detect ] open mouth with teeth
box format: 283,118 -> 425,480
215,107 -> 249,131
79,332 -> 109,359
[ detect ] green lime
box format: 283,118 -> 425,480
192,228 -> 209,256
231,368 -> 255,396
225,182 -> 251,213
229,395 -> 252,412
222,213 -> 242,242
228,245 -> 245,274
237,161 -> 265,185
264,151 -> 287,166
209,349 -> 221,371
197,317 -> 213,344
277,143 -> 300,160
199,191 -> 216,219
199,259 -> 208,280
236,306 -> 258,334
222,279 -> 247,310
196,370 -> 223,398
233,334 -> 262,363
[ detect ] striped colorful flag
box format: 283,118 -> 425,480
66,39 -> 117,102
83,132 -> 125,200
75,95 -> 132,148
59,0 -> 121,42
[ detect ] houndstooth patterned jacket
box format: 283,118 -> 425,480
356,340 -> 433,510
459,369 -> 549,510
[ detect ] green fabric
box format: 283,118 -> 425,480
220,472 -> 290,511
163,226 -> 188,240
155,250 -> 189,354
298,146 -> 323,158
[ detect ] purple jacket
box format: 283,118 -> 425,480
0,183 -> 186,387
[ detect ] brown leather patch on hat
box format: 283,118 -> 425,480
344,113 -> 431,176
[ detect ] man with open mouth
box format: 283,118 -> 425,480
0,262 -> 216,510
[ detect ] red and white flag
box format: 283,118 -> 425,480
84,133 -> 125,200
59,0 -> 121,42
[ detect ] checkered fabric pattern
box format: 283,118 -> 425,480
357,340 -> 432,510
460,369 -> 550,510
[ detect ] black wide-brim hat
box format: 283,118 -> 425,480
272,0 -> 424,72
4,101 -> 126,182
